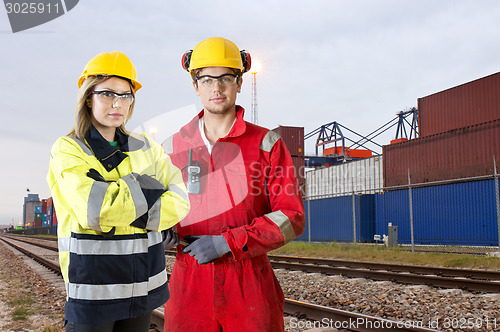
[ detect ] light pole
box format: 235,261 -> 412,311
250,60 -> 261,125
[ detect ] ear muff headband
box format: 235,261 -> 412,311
181,49 -> 251,73
181,50 -> 193,72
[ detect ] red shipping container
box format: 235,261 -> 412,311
291,156 -> 305,192
272,126 -> 304,157
33,220 -> 42,228
52,208 -> 58,225
348,149 -> 372,158
323,146 -> 371,158
390,138 -> 408,144
323,146 -> 349,156
418,72 -> 500,137
42,199 -> 48,214
383,119 -> 500,188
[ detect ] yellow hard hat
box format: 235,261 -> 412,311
78,51 -> 142,91
182,37 -> 251,73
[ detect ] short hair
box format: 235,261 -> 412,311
68,76 -> 136,141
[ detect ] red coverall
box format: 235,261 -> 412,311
163,106 -> 305,331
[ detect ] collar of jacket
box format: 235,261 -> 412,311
84,125 -> 146,172
179,105 -> 247,145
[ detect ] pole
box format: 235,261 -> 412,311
307,195 -> 311,243
408,169 -> 415,253
352,177 -> 357,243
494,156 -> 500,251
251,72 -> 258,125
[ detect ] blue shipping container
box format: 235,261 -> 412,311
42,213 -> 47,221
375,180 -> 498,246
34,206 -> 42,213
297,194 -> 375,242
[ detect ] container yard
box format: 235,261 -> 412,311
275,71 -> 500,252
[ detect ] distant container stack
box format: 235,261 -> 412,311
272,125 -> 305,190
418,72 -> 500,137
384,72 -> 500,188
384,119 -> 500,187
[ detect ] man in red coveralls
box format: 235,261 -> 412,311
162,37 -> 305,331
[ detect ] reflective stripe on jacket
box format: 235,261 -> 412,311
47,126 -> 189,323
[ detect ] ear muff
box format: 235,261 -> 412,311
182,50 -> 193,72
240,51 -> 251,73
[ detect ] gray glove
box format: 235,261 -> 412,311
163,229 -> 179,250
182,235 -> 230,264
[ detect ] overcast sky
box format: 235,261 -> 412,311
1,0 -> 500,225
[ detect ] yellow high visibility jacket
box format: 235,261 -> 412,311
47,126 -> 189,324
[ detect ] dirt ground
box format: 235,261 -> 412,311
0,242 -> 65,331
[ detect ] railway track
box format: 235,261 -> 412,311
0,234 -> 442,331
9,234 -> 500,292
269,255 -> 500,293
164,249 -> 500,293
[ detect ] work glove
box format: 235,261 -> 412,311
182,235 -> 231,265
162,229 -> 180,250
135,174 -> 166,209
87,168 -> 107,182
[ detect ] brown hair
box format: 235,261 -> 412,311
68,76 -> 136,140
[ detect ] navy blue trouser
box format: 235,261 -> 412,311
65,311 -> 153,332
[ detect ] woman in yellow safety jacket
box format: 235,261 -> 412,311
46,51 -> 190,331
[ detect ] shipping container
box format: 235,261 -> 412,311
291,156 -> 305,192
418,71 -> 500,137
375,179 -> 497,246
34,206 -> 42,213
52,208 -> 58,225
383,119 -> 500,188
297,194 -> 375,242
41,199 -> 48,214
34,213 -> 42,221
323,146 -> 372,159
272,126 -> 304,157
42,213 -> 47,221
306,156 -> 383,199
33,220 -> 42,228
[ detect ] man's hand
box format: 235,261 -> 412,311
182,235 -> 230,264
163,229 -> 180,250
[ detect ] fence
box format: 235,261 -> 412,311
300,160 -> 500,254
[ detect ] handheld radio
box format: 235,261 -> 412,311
186,148 -> 201,194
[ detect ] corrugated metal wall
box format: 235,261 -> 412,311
306,156 -> 383,198
374,180 -> 498,246
298,194 -> 375,242
383,119 -> 500,187
418,71 -> 500,137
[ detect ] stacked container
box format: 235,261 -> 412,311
384,72 -> 500,187
272,126 -> 305,192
